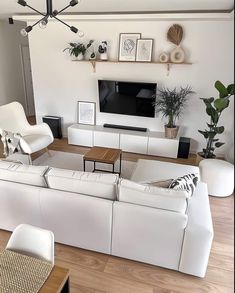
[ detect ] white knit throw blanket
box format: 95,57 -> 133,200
1,130 -> 22,157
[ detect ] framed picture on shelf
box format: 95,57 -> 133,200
118,33 -> 141,62
77,101 -> 96,125
136,39 -> 154,62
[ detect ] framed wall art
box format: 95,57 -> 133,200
136,39 -> 153,62
118,33 -> 141,62
77,101 -> 96,125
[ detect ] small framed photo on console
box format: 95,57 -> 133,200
77,101 -> 96,125
136,39 -> 153,62
118,33 -> 141,62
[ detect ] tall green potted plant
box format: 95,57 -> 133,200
154,86 -> 194,139
197,80 -> 234,164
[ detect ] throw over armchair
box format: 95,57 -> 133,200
0,102 -> 54,163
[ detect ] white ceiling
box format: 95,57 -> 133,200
0,0 -> 234,18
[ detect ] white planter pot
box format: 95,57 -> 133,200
76,53 -> 84,61
71,53 -> 84,61
100,53 -> 108,61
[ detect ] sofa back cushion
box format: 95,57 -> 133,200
0,160 -> 48,187
118,179 -> 189,213
45,168 -> 119,200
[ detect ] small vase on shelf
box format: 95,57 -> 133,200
159,52 -> 169,63
170,46 -> 185,63
89,52 -> 96,60
98,41 -> 108,61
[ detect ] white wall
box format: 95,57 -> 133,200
28,16 -> 234,155
0,20 -> 28,108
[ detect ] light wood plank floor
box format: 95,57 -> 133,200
0,137 -> 234,293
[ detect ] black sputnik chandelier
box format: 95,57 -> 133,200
18,0 -> 84,36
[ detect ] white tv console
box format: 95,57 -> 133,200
68,124 -> 180,159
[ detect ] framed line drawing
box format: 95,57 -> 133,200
77,101 -> 96,125
118,33 -> 141,62
136,39 -> 154,62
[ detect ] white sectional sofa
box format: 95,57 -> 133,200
0,159 -> 214,278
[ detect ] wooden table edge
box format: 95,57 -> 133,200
84,147 -> 122,163
40,265 -> 70,293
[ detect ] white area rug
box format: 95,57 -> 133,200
34,150 -> 136,179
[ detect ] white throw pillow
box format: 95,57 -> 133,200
118,179 -> 189,213
0,160 -> 48,187
45,168 -> 119,200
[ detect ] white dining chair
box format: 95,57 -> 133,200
0,101 -> 54,164
6,224 -> 55,264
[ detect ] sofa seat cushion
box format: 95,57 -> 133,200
45,168 -> 119,200
118,179 -> 189,213
0,160 -> 48,187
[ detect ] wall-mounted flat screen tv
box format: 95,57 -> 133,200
98,80 -> 156,118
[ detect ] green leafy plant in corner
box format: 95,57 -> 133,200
153,86 -> 194,128
198,80 -> 234,158
63,40 -> 94,57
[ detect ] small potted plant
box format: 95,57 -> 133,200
154,86 -> 194,139
197,80 -> 234,164
63,40 -> 94,60
98,41 -> 108,61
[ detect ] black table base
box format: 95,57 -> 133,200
83,153 -> 122,175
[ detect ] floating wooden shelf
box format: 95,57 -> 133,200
72,59 -> 192,75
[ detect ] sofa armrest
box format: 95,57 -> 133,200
23,123 -> 54,140
179,182 -> 214,277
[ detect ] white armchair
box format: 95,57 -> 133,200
0,102 -> 54,164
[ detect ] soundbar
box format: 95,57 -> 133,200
103,124 -> 148,132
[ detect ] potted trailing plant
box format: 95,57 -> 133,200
98,41 -> 108,60
63,40 -> 94,60
197,80 -> 234,164
154,86 -> 194,139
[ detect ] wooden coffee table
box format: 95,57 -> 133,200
83,146 -> 122,175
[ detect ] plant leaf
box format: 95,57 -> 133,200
198,130 -> 209,139
206,106 -> 219,123
214,98 -> 229,112
227,84 -> 235,96
207,123 -> 214,128
215,142 -> 225,148
215,80 -> 228,98
214,126 -> 224,134
167,24 -> 183,45
201,97 -> 214,106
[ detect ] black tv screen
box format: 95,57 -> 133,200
98,80 -> 156,118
